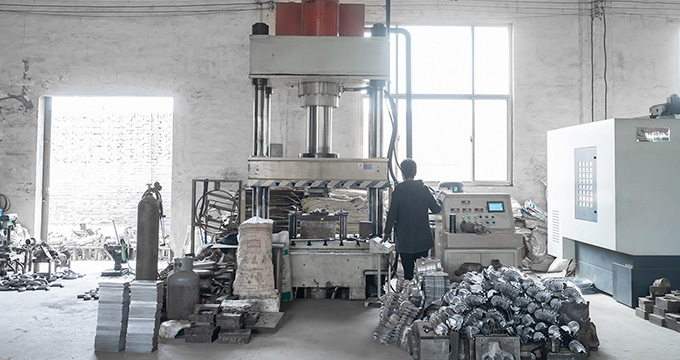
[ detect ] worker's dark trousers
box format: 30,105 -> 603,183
399,251 -> 429,280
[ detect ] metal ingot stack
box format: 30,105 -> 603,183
185,304 -> 221,343
125,280 -> 163,353
94,281 -> 130,352
636,278 -> 680,332
216,311 -> 251,344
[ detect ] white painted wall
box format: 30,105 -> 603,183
0,1 -> 678,255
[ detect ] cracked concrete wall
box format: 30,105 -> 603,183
0,2 -> 678,255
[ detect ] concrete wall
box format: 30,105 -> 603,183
0,1 -> 678,255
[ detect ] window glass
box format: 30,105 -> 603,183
407,100 -> 473,181
474,99 -> 508,181
383,25 -> 511,183
395,26 -> 473,95
474,27 -> 510,95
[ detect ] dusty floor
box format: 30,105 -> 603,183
0,261 -> 678,360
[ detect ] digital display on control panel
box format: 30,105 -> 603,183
487,201 -> 505,212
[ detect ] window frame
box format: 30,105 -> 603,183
389,24 -> 514,186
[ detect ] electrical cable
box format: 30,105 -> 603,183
385,90 -> 400,184
199,179 -> 209,244
603,5 -> 608,119
0,2 -> 266,17
590,1 -> 595,122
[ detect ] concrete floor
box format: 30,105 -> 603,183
0,262 -> 678,360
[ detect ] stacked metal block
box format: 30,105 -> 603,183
216,310 -> 252,343
186,304 -> 221,343
636,284 -> 680,333
94,281 -> 130,352
126,280 -> 163,353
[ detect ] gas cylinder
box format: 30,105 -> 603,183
167,257 -> 200,320
136,187 -> 160,280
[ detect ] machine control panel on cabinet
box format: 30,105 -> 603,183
441,194 -> 514,232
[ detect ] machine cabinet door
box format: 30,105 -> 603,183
443,251 -> 482,277
480,252 -> 517,268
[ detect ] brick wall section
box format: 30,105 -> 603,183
48,109 -> 172,235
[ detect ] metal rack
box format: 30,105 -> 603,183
190,179 -> 243,255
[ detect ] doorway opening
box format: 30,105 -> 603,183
41,96 -> 173,260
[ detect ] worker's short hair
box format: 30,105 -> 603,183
400,158 -> 417,179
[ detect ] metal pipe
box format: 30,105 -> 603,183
252,186 -> 269,219
368,82 -> 385,158
263,86 -> 272,157
306,105 -> 319,154
252,78 -> 268,157
386,0 -> 391,35
377,254 -> 382,298
368,82 -> 385,237
319,106 -> 333,154
338,211 -> 348,239
252,77 -> 271,218
390,28 -> 412,158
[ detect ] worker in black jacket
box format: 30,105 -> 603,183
382,159 -> 443,280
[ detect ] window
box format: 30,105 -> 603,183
388,25 -> 512,184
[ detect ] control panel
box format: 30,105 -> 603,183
441,193 -> 514,232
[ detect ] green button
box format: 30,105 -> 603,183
467,216 -> 471,219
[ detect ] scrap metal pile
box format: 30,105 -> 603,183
374,259 -> 599,358
0,269 -> 82,291
159,245 -> 237,303
434,267 -> 597,352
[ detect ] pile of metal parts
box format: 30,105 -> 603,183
374,259 -> 447,349
159,245 -> 237,304
245,189 -> 304,233
373,258 -> 599,359
78,288 -> 100,300
0,273 -> 62,291
515,199 -> 556,273
429,267 -> 599,357
0,244 -> 29,276
416,258 -> 450,308
373,285 -> 422,349
0,268 -> 82,292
